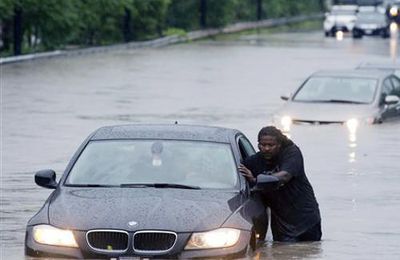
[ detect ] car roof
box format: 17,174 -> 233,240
311,69 -> 392,79
356,62 -> 400,70
90,124 -> 241,143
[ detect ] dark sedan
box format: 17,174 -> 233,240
352,10 -> 390,38
25,124 -> 276,259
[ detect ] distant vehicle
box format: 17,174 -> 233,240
273,70 -> 400,132
352,10 -> 390,38
356,62 -> 400,77
324,5 -> 358,36
384,0 -> 400,23
25,124 -> 277,259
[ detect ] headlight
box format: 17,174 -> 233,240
390,6 -> 398,17
345,118 -> 359,134
185,228 -> 240,250
280,116 -> 292,132
33,225 -> 78,247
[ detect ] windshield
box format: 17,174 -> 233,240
65,140 -> 238,189
293,76 -> 378,103
357,12 -> 385,22
331,10 -> 356,15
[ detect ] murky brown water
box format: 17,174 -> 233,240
1,30 -> 400,259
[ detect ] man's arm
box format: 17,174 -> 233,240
270,171 -> 293,186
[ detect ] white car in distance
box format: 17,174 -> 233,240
324,5 -> 358,37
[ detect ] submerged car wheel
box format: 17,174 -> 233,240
352,31 -> 362,39
381,29 -> 390,38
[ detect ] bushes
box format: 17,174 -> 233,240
0,0 -> 322,56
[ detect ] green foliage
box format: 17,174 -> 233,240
206,0 -> 236,28
163,27 -> 187,37
127,0 -> 170,40
166,0 -> 199,30
0,0 -> 322,56
22,0 -> 79,49
233,0 -> 257,21
0,0 -> 14,20
74,0 -> 127,45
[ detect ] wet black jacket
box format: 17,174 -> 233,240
244,143 -> 321,240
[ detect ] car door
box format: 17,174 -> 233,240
380,77 -> 397,121
236,134 -> 266,238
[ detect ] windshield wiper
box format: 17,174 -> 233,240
120,183 -> 201,189
66,184 -> 119,187
310,99 -> 367,104
120,183 -> 155,188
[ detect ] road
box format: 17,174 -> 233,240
2,29 -> 400,259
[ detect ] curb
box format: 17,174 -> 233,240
0,14 -> 322,65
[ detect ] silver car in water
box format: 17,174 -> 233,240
273,70 -> 400,133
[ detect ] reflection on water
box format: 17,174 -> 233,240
348,130 -> 357,163
390,23 -> 398,62
335,31 -> 344,41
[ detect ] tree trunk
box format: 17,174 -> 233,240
1,19 -> 12,51
123,8 -> 132,42
13,6 -> 23,55
256,0 -> 262,21
200,0 -> 207,28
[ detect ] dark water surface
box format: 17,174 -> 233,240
1,30 -> 400,259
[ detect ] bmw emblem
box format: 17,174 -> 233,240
128,221 -> 138,227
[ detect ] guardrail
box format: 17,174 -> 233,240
0,14 -> 322,65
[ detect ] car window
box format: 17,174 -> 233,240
381,78 -> 394,104
382,78 -> 394,95
389,76 -> 400,97
238,136 -> 255,160
65,140 -> 238,189
293,76 -> 378,104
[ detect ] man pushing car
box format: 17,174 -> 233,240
239,126 -> 322,242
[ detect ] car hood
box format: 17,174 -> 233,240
275,101 -> 377,123
332,14 -> 356,23
49,188 -> 243,232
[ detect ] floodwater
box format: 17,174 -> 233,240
1,29 -> 400,259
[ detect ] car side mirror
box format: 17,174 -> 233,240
35,169 -> 58,189
280,94 -> 289,101
385,95 -> 400,105
252,174 -> 280,192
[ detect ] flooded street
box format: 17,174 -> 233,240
2,30 -> 400,259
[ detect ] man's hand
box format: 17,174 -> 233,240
239,164 -> 256,183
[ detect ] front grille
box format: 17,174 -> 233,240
133,231 -> 177,253
87,230 -> 129,252
293,120 -> 343,125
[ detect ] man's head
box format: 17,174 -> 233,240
257,126 -> 290,160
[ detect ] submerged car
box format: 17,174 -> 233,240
352,10 -> 390,38
273,70 -> 400,132
324,5 -> 358,36
25,124 -> 277,259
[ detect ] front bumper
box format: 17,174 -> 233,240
25,226 -> 251,259
353,26 -> 388,36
